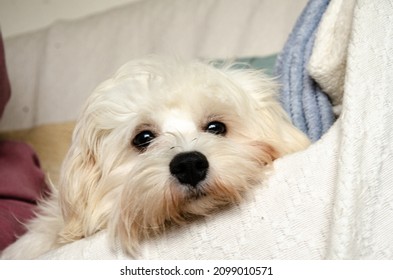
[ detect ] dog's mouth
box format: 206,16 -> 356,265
183,184 -> 208,200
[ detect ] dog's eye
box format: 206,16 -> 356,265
132,130 -> 156,150
205,121 -> 227,136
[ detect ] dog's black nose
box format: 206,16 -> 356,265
169,151 -> 209,187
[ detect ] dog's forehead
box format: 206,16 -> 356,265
160,109 -> 197,133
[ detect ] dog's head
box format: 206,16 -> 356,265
57,57 -> 309,254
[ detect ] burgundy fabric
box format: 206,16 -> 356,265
0,141 -> 48,250
0,33 -> 48,250
0,32 -> 11,118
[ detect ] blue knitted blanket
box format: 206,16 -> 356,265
275,0 -> 336,142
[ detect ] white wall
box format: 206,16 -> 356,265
0,0 -> 142,38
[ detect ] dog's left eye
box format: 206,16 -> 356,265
132,130 -> 156,150
205,121 -> 227,136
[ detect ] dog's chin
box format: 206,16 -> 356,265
181,188 -> 239,217
112,174 -> 255,255
179,185 -> 236,216
183,185 -> 208,200
170,175 -> 257,219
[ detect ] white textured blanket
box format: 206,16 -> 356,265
40,0 -> 393,259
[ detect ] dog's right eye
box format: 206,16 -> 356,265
205,121 -> 227,136
132,130 -> 156,150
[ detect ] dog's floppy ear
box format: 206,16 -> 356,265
56,74 -> 140,242
57,111 -> 105,242
224,68 -> 310,155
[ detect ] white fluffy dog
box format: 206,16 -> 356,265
2,57 -> 309,259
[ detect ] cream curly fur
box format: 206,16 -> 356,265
1,57 -> 309,259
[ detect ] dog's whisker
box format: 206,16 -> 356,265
190,137 -> 199,149
168,145 -> 182,151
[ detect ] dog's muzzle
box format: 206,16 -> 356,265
169,151 -> 209,188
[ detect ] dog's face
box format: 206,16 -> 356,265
57,58 -> 309,254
